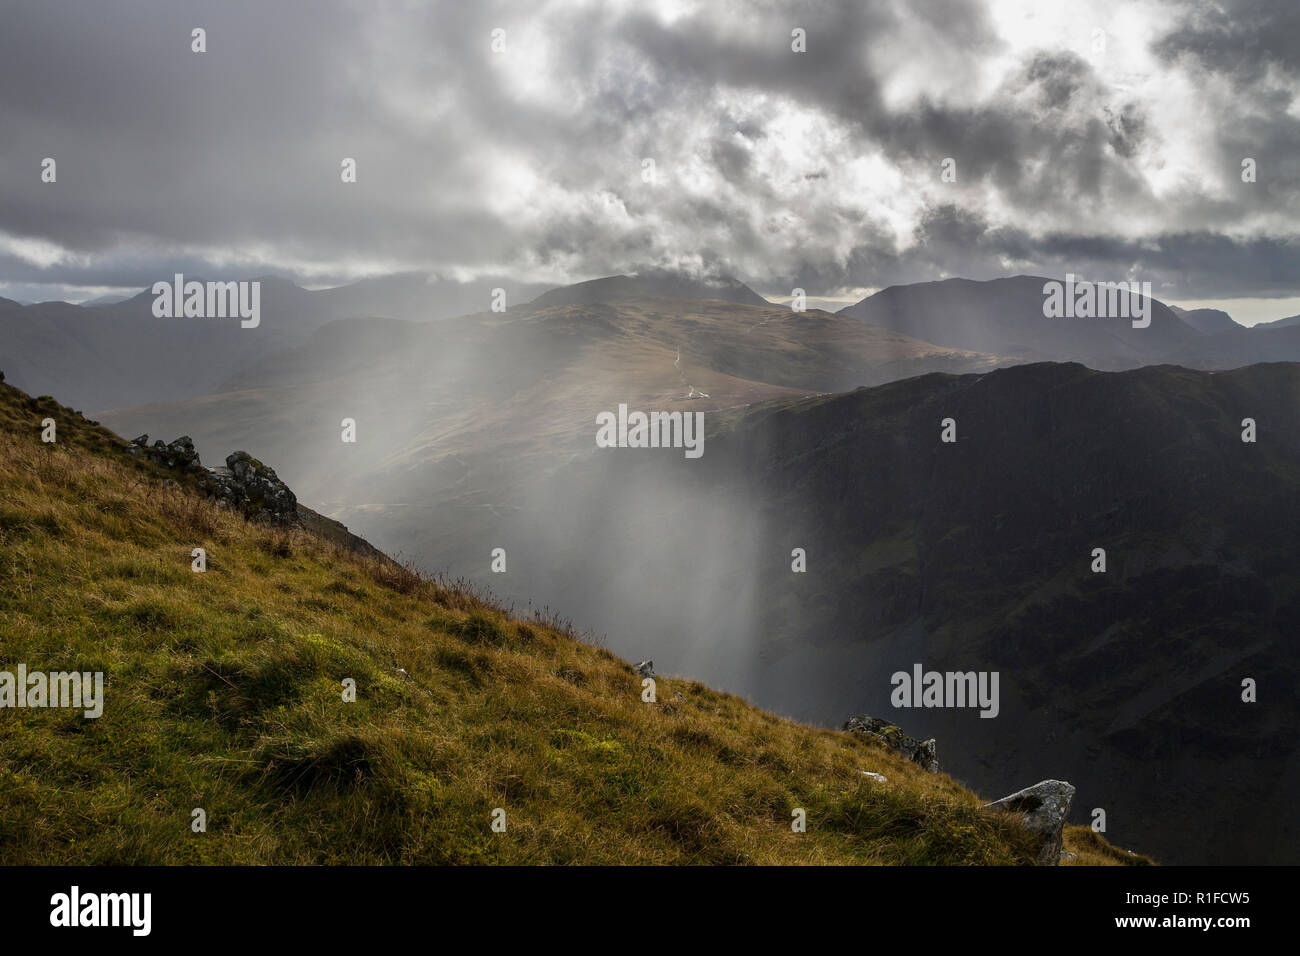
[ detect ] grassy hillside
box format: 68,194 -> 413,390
0,381 -> 1141,864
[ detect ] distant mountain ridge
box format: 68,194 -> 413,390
527,271 -> 770,308
1170,306 -> 1242,335
0,272 -> 552,411
1252,313 -> 1300,331
839,275 -> 1201,367
9,269 -> 1300,416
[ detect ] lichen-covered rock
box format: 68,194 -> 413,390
134,435 -> 204,472
634,660 -> 655,678
213,451 -> 298,523
161,436 -> 202,471
842,715 -> 939,773
983,779 -> 1076,866
132,435 -> 200,471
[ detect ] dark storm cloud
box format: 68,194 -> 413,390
1153,0 -> 1300,82
0,0 -> 1297,302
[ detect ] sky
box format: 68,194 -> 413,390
2,0 -> 1299,322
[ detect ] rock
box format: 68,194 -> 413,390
1060,850 -> 1078,863
221,451 -> 297,522
983,779 -> 1076,866
161,436 -> 201,471
860,771 -> 888,783
227,450 -> 274,484
634,660 -> 655,678
130,434 -> 149,446
842,715 -> 939,773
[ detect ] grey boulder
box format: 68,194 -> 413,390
983,779 -> 1076,866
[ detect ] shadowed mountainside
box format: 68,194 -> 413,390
839,275 -> 1201,367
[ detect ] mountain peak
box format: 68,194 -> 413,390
838,273 -> 1196,365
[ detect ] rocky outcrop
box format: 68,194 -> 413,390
126,434 -> 206,474
124,436 -> 297,525
983,779 -> 1076,866
842,715 -> 939,773
156,435 -> 201,471
210,452 -> 298,523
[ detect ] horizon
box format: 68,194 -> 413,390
7,270 -> 1300,329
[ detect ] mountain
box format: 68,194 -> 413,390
80,293 -> 134,307
0,278 -> 332,412
840,275 -> 1202,367
1251,313 -> 1300,331
95,292 -> 1007,563
404,360 -> 1298,865
0,273 -> 551,412
0,271 -> 758,415
0,378 -> 1142,865
303,271 -> 552,324
528,271 -> 770,309
1164,323 -> 1300,370
841,276 -> 1300,370
1170,306 -> 1241,334
9,268 -> 1300,420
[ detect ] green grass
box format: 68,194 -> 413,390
0,382 -> 1147,865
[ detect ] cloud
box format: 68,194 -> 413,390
0,0 -> 1296,300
